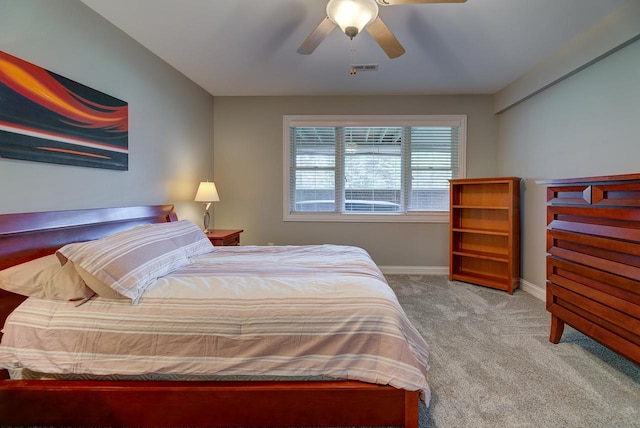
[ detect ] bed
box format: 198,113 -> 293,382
0,204 -> 429,427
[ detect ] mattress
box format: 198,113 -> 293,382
0,244 -> 430,402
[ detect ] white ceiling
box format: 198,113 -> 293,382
79,0 -> 627,96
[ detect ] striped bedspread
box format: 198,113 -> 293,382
0,244 -> 430,402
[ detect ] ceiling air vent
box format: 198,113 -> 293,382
348,64 -> 379,75
352,64 -> 378,72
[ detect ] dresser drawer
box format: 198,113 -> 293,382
547,228 -> 640,282
221,234 -> 240,246
547,185 -> 591,205
547,282 -> 640,348
547,205 -> 640,243
592,183 -> 640,207
547,256 -> 640,313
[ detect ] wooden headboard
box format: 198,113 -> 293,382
0,205 -> 177,339
0,204 -> 177,270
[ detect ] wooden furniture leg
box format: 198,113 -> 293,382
549,315 -> 565,344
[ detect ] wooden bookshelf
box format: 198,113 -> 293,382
449,177 -> 521,294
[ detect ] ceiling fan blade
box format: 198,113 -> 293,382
366,17 -> 405,59
376,0 -> 466,5
297,17 -> 337,55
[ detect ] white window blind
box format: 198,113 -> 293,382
344,127 -> 403,213
284,115 -> 466,222
290,127 -> 336,212
408,126 -> 459,211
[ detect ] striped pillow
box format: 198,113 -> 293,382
56,220 -> 213,303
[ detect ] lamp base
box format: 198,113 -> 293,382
203,210 -> 210,233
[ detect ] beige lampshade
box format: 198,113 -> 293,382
194,181 -> 220,202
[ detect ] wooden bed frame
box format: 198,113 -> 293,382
0,205 -> 420,427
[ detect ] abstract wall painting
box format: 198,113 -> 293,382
0,50 -> 128,171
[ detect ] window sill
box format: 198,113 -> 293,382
283,212 -> 449,223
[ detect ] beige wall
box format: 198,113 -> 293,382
497,38 -> 640,297
0,0 -> 214,224
213,95 -> 498,268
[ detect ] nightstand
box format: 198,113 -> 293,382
206,229 -> 243,246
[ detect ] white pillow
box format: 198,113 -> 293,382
0,254 -> 94,302
56,220 -> 213,303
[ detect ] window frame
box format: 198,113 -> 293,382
283,115 -> 467,223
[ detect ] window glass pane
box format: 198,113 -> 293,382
344,127 -> 402,213
294,170 -> 335,212
294,127 -> 335,167
290,127 -> 336,212
409,126 -> 459,211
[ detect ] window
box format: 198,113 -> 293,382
283,115 -> 466,222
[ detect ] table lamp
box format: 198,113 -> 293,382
194,181 -> 220,233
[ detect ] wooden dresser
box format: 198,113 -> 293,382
538,173 -> 640,365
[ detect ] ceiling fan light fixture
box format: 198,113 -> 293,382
327,0 -> 379,39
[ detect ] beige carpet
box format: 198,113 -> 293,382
385,275 -> 640,428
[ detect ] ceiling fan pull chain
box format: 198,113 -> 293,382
349,38 -> 357,75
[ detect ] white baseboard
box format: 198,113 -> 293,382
378,266 -> 448,275
379,266 -> 547,302
520,278 -> 545,301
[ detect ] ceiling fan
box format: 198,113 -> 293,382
297,0 -> 467,59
